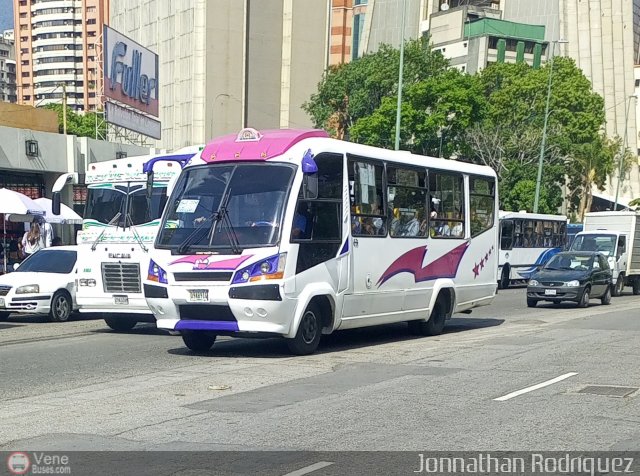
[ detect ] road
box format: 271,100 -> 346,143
0,287 -> 639,472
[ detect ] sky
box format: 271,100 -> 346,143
0,0 -> 13,33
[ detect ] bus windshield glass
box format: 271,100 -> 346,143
84,185 -> 168,226
156,163 -> 294,251
570,234 -> 617,256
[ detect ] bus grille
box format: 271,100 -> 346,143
102,263 -> 141,294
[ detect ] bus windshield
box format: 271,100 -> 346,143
570,234 -> 617,256
85,185 -> 168,226
156,163 -> 294,252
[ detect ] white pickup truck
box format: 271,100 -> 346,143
569,211 -> 640,296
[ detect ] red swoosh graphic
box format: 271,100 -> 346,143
377,242 -> 469,287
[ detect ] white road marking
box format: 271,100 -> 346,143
494,372 -> 578,401
282,461 -> 334,476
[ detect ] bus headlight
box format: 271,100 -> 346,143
148,259 -> 168,284
232,253 -> 287,284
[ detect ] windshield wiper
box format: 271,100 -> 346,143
176,211 -> 217,255
91,212 -> 122,251
125,213 -> 148,253
210,189 -> 241,255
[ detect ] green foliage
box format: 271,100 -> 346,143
302,37 -> 449,138
42,104 -> 107,139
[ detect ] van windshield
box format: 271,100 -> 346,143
570,234 -> 617,256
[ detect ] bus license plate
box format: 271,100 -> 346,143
114,295 -> 129,305
544,289 -> 557,296
188,289 -> 208,302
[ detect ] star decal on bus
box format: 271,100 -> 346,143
377,242 -> 469,287
472,245 -> 494,278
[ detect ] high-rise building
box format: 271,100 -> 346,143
329,0 -> 368,65
13,0 -> 110,112
110,0 -> 330,149
0,31 -> 17,103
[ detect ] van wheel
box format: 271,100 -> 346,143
287,302 -> 322,355
633,280 -> 640,295
579,287 -> 590,308
408,297 -> 447,336
182,332 -> 216,352
498,266 -> 510,290
104,317 -> 137,332
613,275 -> 624,296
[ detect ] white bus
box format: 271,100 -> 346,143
498,211 -> 567,289
52,147 -> 201,330
143,128 -> 499,355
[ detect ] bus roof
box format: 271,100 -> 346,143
85,148 -> 202,185
499,211 -> 568,221
199,128 -> 496,178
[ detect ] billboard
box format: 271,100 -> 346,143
105,101 -> 161,139
103,25 -> 159,117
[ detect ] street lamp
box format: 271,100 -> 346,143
613,94 -> 638,210
394,0 -> 407,151
533,39 -> 568,213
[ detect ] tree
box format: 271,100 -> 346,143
42,104 -> 107,139
350,69 -> 486,156
303,37 -> 449,139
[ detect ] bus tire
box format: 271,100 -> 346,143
182,332 -> 216,353
105,316 -> 137,332
633,279 -> 640,295
498,266 -> 510,290
613,274 -> 624,296
408,296 -> 447,337
287,302 -> 322,356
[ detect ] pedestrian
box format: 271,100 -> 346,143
22,218 -> 46,257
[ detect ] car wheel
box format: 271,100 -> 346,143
104,316 -> 137,332
498,266 -> 510,290
526,298 -> 537,308
287,302 -> 323,355
613,275 -> 624,296
49,291 -> 72,322
182,331 -> 216,352
601,285 -> 611,305
0,311 -> 9,321
579,287 -> 590,308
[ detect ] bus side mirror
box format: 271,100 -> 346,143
146,171 -> 154,200
52,191 -> 61,215
303,174 -> 318,200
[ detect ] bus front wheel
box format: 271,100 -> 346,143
182,332 -> 216,353
498,266 -> 510,290
287,303 -> 322,356
105,316 -> 137,332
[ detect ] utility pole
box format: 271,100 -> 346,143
394,0 -> 407,151
62,82 -> 67,135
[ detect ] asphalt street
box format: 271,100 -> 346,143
0,286 -> 639,472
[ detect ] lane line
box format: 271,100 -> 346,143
282,461 -> 334,476
494,372 -> 578,401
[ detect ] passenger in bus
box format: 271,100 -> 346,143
450,221 -> 464,238
390,208 -> 402,236
402,211 -> 420,236
291,204 -> 308,239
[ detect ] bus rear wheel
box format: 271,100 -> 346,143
287,303 -> 322,356
408,297 -> 447,337
105,316 -> 137,332
182,332 -> 216,353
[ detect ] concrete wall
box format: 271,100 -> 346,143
364,0 -> 422,53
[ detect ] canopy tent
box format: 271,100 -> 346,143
0,188 -> 45,273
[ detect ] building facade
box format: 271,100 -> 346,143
110,0 -> 330,149
13,0 -> 110,112
0,33 -> 17,103
329,0 -> 368,65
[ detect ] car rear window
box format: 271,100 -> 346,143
17,250 -> 77,274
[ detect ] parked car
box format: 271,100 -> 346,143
0,246 -> 78,322
526,251 -> 612,308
